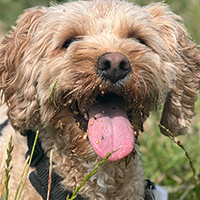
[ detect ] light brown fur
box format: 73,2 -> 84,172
0,0 -> 200,199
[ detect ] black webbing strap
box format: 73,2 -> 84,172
25,130 -> 84,200
29,156 -> 85,200
25,130 -> 155,200
0,119 -> 9,135
144,179 -> 156,200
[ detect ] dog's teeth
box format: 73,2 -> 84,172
84,112 -> 89,121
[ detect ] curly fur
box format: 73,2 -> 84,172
0,0 -> 200,199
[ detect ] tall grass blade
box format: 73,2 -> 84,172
158,124 -> 198,182
5,135 -> 14,200
47,150 -> 53,200
67,146 -> 122,200
49,80 -> 58,104
0,178 -> 5,199
14,156 -> 30,200
16,130 -> 39,200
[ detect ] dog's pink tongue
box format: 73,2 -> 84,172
88,99 -> 134,161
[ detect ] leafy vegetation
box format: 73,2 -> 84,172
140,105 -> 200,200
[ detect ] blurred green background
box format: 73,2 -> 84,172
0,0 -> 200,199
0,0 -> 200,43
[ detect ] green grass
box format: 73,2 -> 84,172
67,147 -> 122,200
4,135 -> 13,200
0,132 -> 39,200
139,97 -> 200,200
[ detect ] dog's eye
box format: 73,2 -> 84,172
62,39 -> 75,49
137,38 -> 147,46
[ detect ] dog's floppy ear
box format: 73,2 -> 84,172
145,3 -> 200,136
0,7 -> 47,132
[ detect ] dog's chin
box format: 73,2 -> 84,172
69,90 -> 138,162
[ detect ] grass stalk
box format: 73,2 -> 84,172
5,135 -> 14,200
47,150 -> 53,200
0,178 -> 5,199
67,146 -> 122,200
49,80 -> 58,104
158,124 -> 198,183
16,130 -> 39,200
14,156 -> 30,200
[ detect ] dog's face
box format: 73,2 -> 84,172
0,0 -> 199,161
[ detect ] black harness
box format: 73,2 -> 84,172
0,121 -> 155,200
25,130 -> 84,200
25,130 -> 156,200
0,119 -> 9,135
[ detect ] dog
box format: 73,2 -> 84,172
0,0 -> 200,199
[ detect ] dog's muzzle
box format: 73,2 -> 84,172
96,52 -> 131,83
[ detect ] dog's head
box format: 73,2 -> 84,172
0,0 -> 199,161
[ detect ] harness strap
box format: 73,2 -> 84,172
25,130 -> 155,200
144,179 -> 156,200
0,119 -> 9,135
25,130 -> 84,200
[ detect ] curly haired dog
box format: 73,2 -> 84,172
0,0 -> 200,199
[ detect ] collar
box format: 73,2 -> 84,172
25,130 -> 155,200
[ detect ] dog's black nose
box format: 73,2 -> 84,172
96,52 -> 131,83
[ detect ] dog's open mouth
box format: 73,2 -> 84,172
72,93 -> 135,161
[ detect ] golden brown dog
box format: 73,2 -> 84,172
0,0 -> 200,199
